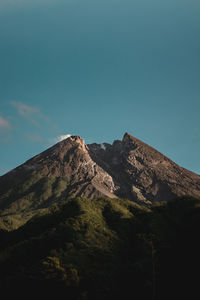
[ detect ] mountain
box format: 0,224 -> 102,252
0,132 -> 200,230
0,133 -> 200,299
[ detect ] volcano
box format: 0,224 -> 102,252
0,133 -> 199,229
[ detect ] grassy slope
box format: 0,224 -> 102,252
0,172 -> 73,230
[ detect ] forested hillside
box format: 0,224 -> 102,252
0,196 -> 200,299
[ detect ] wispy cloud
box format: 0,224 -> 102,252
10,101 -> 62,145
12,101 -> 38,118
0,115 -> 12,144
0,116 -> 11,128
11,101 -> 49,126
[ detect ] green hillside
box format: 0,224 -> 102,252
0,171 -> 74,230
0,196 -> 200,299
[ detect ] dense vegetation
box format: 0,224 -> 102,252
0,196 -> 200,299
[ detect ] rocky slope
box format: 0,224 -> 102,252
88,133 -> 200,202
0,133 -> 199,229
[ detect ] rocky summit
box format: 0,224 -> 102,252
0,133 -> 200,229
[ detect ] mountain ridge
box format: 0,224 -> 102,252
0,132 -> 199,230
0,133 -> 200,299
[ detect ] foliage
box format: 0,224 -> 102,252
0,174 -> 72,230
0,196 -> 200,299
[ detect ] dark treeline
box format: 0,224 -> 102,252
0,196 -> 200,299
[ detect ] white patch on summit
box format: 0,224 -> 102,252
100,143 -> 106,150
53,134 -> 72,143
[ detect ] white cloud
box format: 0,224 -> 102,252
53,134 -> 72,144
0,116 -> 11,128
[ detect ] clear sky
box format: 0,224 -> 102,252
0,0 -> 200,175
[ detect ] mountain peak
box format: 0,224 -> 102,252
67,135 -> 85,148
68,135 -> 84,143
60,135 -> 85,146
122,132 -> 144,147
0,132 -> 200,230
122,132 -> 134,142
123,132 -> 132,139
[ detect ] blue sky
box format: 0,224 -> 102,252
0,0 -> 200,175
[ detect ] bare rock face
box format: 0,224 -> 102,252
88,133 -> 200,203
2,135 -> 118,199
0,133 -> 200,229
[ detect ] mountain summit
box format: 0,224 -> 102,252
0,133 -> 200,229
